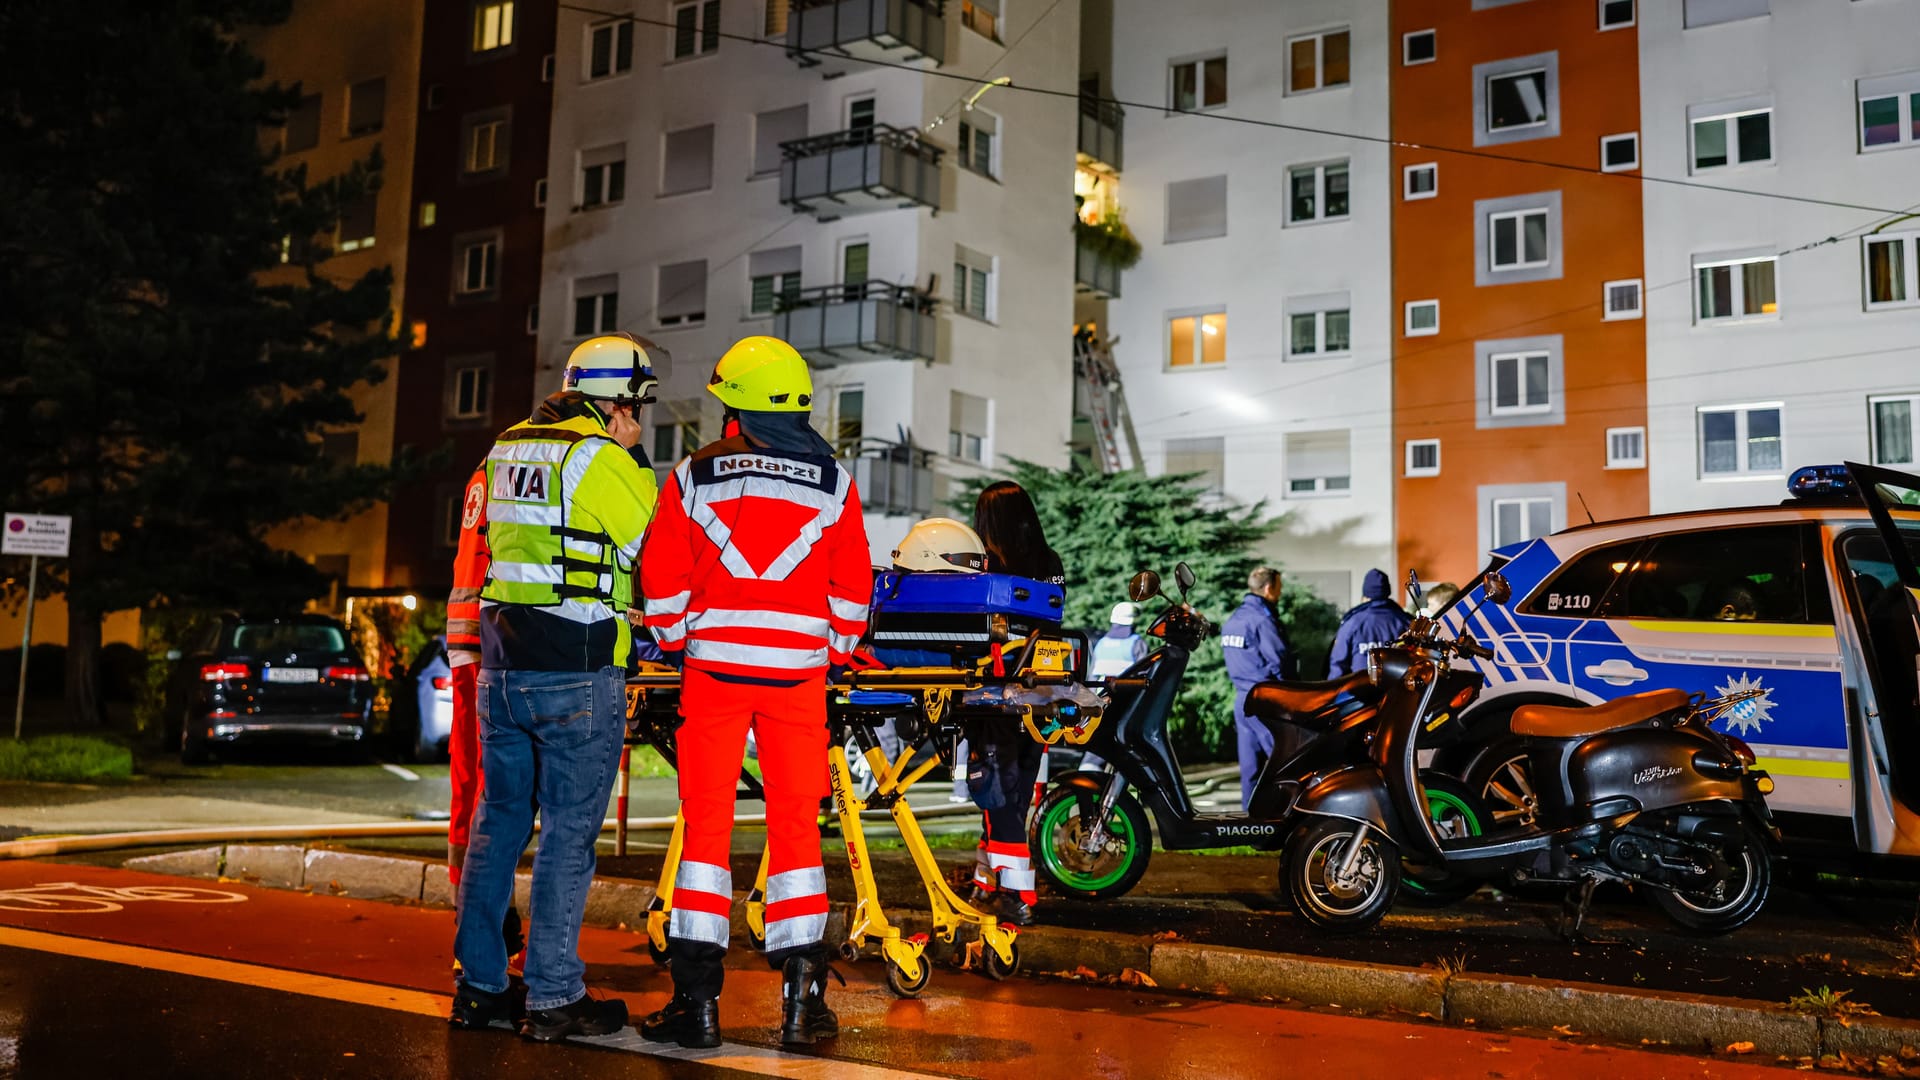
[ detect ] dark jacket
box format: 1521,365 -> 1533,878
1327,601 -> 1412,678
1221,593 -> 1293,690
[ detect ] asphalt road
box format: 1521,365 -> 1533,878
0,860 -> 1784,1078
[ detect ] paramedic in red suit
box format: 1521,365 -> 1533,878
638,337 -> 871,1049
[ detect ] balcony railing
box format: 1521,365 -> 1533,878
1074,232 -> 1122,300
844,437 -> 936,518
787,0 -> 946,68
1077,96 -> 1123,173
775,281 -> 937,365
779,125 -> 944,219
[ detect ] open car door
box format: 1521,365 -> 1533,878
1844,462 -> 1920,852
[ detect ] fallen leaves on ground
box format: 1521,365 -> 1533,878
1149,930 -> 1183,943
1117,968 -> 1157,988
1725,1041 -> 1755,1055
1552,1025 -> 1582,1037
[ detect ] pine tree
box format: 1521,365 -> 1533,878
953,463 -> 1341,758
0,1 -> 406,726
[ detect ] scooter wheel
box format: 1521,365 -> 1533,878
1646,818 -> 1772,935
1282,818 -> 1400,934
1399,772 -> 1493,908
1030,784 -> 1152,900
982,939 -> 1019,981
886,956 -> 932,998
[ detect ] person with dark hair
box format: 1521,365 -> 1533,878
1327,569 -> 1412,678
961,480 -> 1064,926
1221,566 -> 1295,809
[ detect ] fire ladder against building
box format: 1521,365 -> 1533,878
1074,329 -> 1140,473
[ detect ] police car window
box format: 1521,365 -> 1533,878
1519,539 -> 1640,617
1843,530 -> 1920,593
1621,525 -> 1813,624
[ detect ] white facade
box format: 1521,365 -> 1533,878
1106,0 -> 1395,607
1639,0 -> 1920,513
540,1 -> 1081,560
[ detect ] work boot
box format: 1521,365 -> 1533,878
993,892 -> 1034,928
449,980 -> 523,1031
640,994 -> 722,1049
520,994 -> 629,1043
779,953 -> 841,1045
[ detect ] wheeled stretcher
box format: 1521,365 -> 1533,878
619,629 -> 1104,998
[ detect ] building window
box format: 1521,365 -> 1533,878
949,391 -> 991,463
451,364 -> 492,421
1286,294 -> 1351,359
952,246 -> 996,322
587,18 -> 634,79
579,144 -> 626,208
657,260 -> 707,328
345,77 -> 385,138
463,111 -> 510,175
426,84 -> 445,111
542,54 -> 555,81
283,93 -> 321,154
336,198 -> 376,253
526,302 -> 539,335
1489,351 -> 1552,417
456,235 -> 499,295
834,387 -> 865,452
1603,278 -> 1643,320
1406,439 -> 1441,477
1405,300 -> 1439,336
1598,0 -> 1635,29
1696,255 -> 1777,321
573,275 -> 619,334
961,0 -> 1000,42
1866,232 -> 1920,309
1872,394 -> 1918,467
1488,208 -> 1550,271
1284,430 -> 1351,497
1600,132 -> 1638,171
958,110 -> 999,179
473,1 -> 515,52
753,105 -> 807,177
1288,28 -> 1350,93
672,0 -> 721,59
1165,437 -> 1225,494
1165,175 -> 1228,243
1699,404 -> 1783,477
662,124 -> 715,195
1487,69 -> 1549,133
1492,496 -> 1555,549
748,246 -> 802,316
1684,0 -> 1768,29
1168,311 -> 1226,369
766,0 -> 790,37
1170,54 -> 1228,112
840,240 -> 869,294
534,177 -> 548,207
1691,107 -> 1772,171
1606,426 -> 1646,469
1287,160 -> 1349,224
1403,163 -> 1437,200
1403,30 -> 1436,66
418,202 -> 437,228
1859,73 -> 1920,152
847,95 -> 876,135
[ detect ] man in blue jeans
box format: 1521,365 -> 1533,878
450,337 -> 660,1041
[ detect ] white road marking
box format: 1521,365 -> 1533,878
582,1029 -> 941,1078
380,763 -> 420,782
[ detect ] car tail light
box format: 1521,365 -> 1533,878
325,664 -> 371,682
200,663 -> 250,682
431,676 -> 450,690
1724,736 -> 1758,768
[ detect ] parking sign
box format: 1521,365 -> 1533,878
3,514 -> 72,558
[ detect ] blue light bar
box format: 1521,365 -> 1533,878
1788,464 -> 1854,499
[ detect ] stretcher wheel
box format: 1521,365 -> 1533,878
982,940 -> 1019,981
648,938 -> 671,967
886,956 -> 932,998
838,940 -> 860,964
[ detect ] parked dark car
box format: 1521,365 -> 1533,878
387,636 -> 453,763
166,614 -> 372,763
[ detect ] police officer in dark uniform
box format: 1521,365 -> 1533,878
1220,566 -> 1295,809
1327,569 -> 1413,678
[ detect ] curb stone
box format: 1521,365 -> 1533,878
303,849 -> 426,902
1151,941 -> 1446,1016
1446,971 -> 1820,1058
223,844 -> 304,889
123,847 -> 222,879
1820,1013 -> 1920,1060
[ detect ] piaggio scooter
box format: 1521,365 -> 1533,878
1030,563 -> 1492,904
1282,573 -> 1781,936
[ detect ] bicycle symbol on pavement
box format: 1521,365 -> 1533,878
0,882 -> 250,914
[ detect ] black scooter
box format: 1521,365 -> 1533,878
1030,563 -> 1491,903
1281,573 -> 1780,936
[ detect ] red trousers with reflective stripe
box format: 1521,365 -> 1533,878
675,668 -> 831,957
447,663 -> 482,888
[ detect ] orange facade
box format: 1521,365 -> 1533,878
1391,0 -> 1649,584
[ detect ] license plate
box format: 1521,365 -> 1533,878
1030,640 -> 1073,673
265,667 -> 318,684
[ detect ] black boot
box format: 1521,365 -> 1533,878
994,891 -> 1034,928
640,994 -> 721,1049
779,952 -> 841,1046
449,980 -> 524,1031
520,994 -> 628,1043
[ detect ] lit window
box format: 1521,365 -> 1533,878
672,1 -> 720,60
336,198 -> 376,253
1487,70 -> 1549,132
1403,30 -> 1435,66
1695,255 -> 1777,321
587,19 -> 633,79
1489,352 -> 1552,416
1606,426 -> 1646,469
1691,108 -> 1772,171
418,202 -> 437,228
1488,208 -> 1550,271
1170,55 -> 1228,111
1287,160 -> 1349,223
1405,300 -> 1439,337
961,0 -> 1000,42
1871,394 -> 1918,467
1168,311 -> 1227,368
1403,162 -> 1437,200
1288,28 -> 1350,93
1865,232 -> 1920,309
1603,278 -> 1643,320
1698,404 -> 1783,478
1600,132 -> 1638,172
473,2 -> 515,52
1406,440 -> 1440,477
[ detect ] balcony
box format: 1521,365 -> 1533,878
786,0 -> 946,69
1076,96 -> 1123,174
775,281 -> 937,366
779,125 -> 944,220
844,438 -> 936,518
1074,233 -> 1122,299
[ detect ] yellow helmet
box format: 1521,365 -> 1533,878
707,336 -> 813,413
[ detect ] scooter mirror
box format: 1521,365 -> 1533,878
1128,570 -> 1162,603
1484,573 -> 1513,606
1406,569 -> 1424,609
1174,562 -> 1197,595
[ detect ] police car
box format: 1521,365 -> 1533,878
1432,463 -> 1920,867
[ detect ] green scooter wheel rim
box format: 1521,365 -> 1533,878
1403,786 -> 1485,896
1041,794 -> 1137,893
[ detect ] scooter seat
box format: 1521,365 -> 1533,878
1510,688 -> 1691,740
1245,671 -> 1372,722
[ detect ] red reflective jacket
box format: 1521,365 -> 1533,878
447,466 -> 489,666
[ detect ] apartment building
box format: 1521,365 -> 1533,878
249,0 -> 425,592
1108,0 -> 1396,606
1390,0 -> 1651,584
538,0 -> 1085,559
384,0 -> 557,589
1638,0 -> 1920,512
